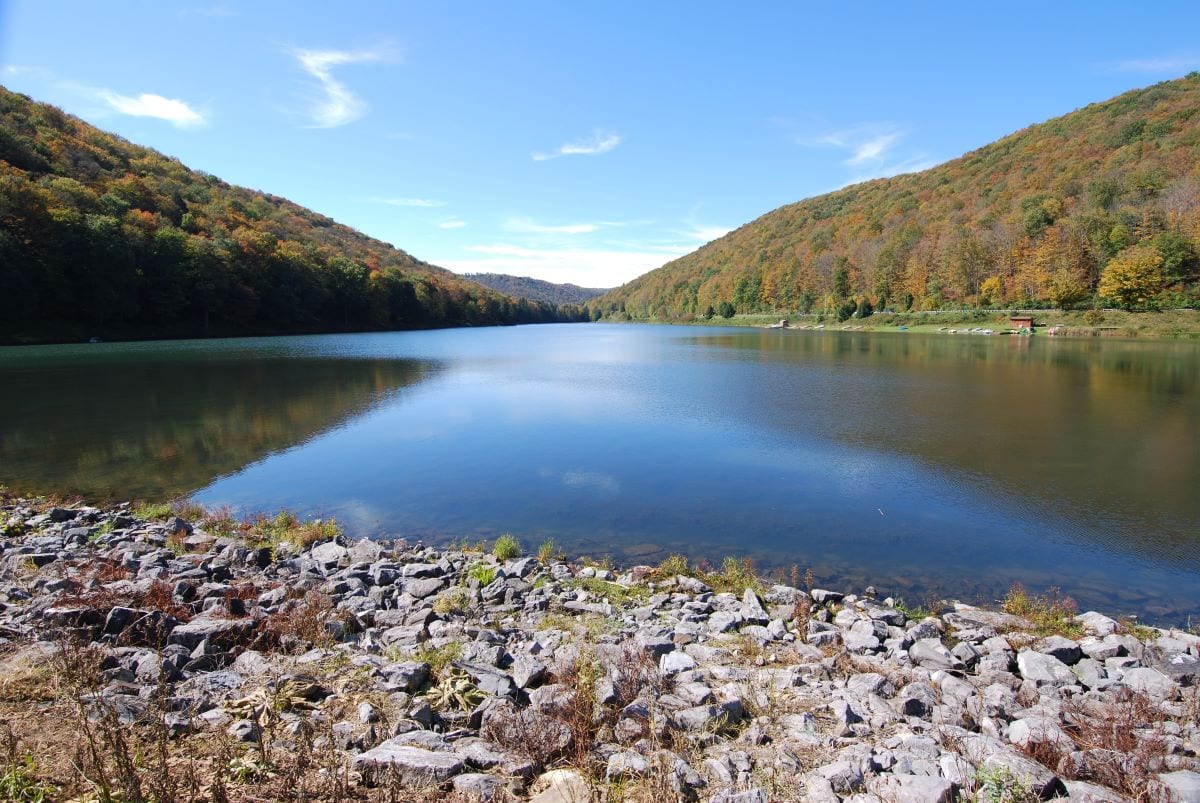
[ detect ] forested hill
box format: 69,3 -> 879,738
463,273 -> 609,305
0,87 -> 586,344
596,74 -> 1200,320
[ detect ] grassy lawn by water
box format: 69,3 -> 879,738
687,308 -> 1200,339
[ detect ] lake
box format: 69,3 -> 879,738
3,324 -> 1199,622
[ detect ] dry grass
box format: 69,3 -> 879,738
252,590 -> 339,653
1001,583 -> 1085,638
245,511 -> 342,551
1044,688 -> 1177,801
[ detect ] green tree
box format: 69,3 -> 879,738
832,257 -> 851,299
1098,244 -> 1166,310
1154,231 -> 1199,284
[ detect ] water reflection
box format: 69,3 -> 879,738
685,331 -> 1200,569
0,344 -> 431,499
3,325 -> 1198,622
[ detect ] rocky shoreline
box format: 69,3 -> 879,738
1,498 -> 1198,802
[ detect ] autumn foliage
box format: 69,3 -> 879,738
0,86 -> 587,343
597,74 -> 1200,319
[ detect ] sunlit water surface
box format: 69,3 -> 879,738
3,324 -> 1198,622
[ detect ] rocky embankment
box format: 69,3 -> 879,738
1,499 -> 1199,802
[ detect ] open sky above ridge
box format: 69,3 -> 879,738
2,1 -> 1199,287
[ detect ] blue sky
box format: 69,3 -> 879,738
2,2 -> 1199,287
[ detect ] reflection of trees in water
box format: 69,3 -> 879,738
0,356 -> 431,500
685,331 -> 1200,565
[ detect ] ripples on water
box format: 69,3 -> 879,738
2,325 -> 1198,622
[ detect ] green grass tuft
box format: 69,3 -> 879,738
468,563 -> 497,587
705,556 -> 766,596
132,502 -> 173,521
492,533 -> 522,561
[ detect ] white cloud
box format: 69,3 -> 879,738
438,218 -> 467,229
368,196 -> 446,208
1107,54 -> 1200,74
815,124 -> 903,165
439,211 -> 725,286
503,217 -> 653,236
97,90 -> 205,128
847,132 -> 900,164
505,218 -> 601,235
293,47 -> 386,127
532,131 -> 622,161
679,223 -> 731,243
443,243 -> 682,288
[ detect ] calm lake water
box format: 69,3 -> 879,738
3,324 -> 1199,622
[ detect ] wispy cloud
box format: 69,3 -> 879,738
1,65 -> 39,78
678,222 -> 731,243
292,47 -> 388,127
1106,54 -> 1200,74
97,89 -> 205,128
438,218 -> 467,229
813,124 -> 903,166
796,121 -> 939,184
532,130 -> 622,161
503,217 -> 650,236
367,196 -> 446,208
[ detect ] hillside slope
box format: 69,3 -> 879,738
0,87 -> 584,343
597,75 -> 1200,319
463,273 -> 609,305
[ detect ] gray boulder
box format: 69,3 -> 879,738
353,742 -> 464,785
868,774 -> 955,803
1017,649 -> 1077,686
1159,770 -> 1200,802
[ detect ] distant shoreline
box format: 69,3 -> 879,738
616,308 -> 1200,340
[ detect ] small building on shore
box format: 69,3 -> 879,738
1009,315 -> 1034,330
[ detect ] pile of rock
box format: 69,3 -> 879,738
1,499 -> 1198,801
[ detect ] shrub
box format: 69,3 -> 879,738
492,533 -> 521,561
657,553 -> 690,578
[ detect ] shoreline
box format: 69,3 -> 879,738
2,496 -> 1197,801
619,308 -> 1200,340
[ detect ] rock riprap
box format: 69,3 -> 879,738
1,497 -> 1197,801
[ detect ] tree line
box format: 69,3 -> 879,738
0,87 -> 587,343
596,75 -> 1200,320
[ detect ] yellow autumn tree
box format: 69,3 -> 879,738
1098,244 -> 1166,310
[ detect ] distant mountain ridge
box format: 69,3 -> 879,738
596,74 -> 1200,319
464,273 -> 609,305
0,86 -> 586,344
